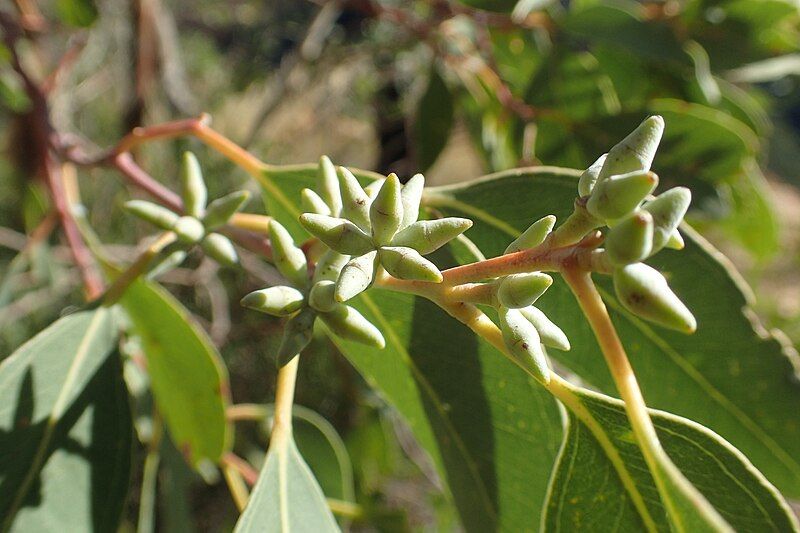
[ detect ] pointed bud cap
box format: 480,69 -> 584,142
201,232 -> 239,266
277,308 -> 316,366
125,200 -> 179,230
312,250 -> 350,284
578,154 -> 608,197
269,220 -> 308,287
599,115 -> 664,180
299,213 -> 374,256
498,308 -> 550,384
181,151 -> 207,218
505,215 -> 556,253
497,272 -> 553,309
308,280 -> 337,313
173,216 -> 205,244
335,251 -> 378,302
146,249 -> 187,279
613,263 -> 696,333
370,174 -> 404,245
586,170 -> 658,221
202,190 -> 250,230
301,188 -> 331,216
379,246 -> 443,282
241,285 -> 306,316
643,187 -> 691,252
519,306 -> 570,351
401,174 -> 425,228
666,229 -> 685,250
605,211 -> 654,266
392,218 -> 473,255
320,304 -> 385,348
338,167 -> 372,230
364,179 -> 382,199
318,156 -> 342,216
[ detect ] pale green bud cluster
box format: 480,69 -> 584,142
299,161 -> 472,302
579,117 -> 696,333
124,151 -> 250,270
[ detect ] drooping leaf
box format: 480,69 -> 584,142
118,278 -> 231,468
0,308 -> 132,532
413,66 -> 454,171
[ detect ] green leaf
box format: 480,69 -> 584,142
0,308 -> 132,531
413,66 -> 454,171
543,385 -> 798,532
118,278 -> 231,468
234,433 -> 339,532
55,0 -> 99,27
454,0 -> 518,13
424,168 -> 800,500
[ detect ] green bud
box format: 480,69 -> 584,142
378,246 -> 442,282
497,272 -> 553,309
400,173 -> 425,228
308,280 -> 337,313
498,308 -> 550,384
586,170 -> 658,221
364,179 -> 383,199
125,200 -> 179,230
181,152 -> 207,218
312,250 -> 349,284
335,251 -> 378,302
318,156 -> 342,216
391,217 -> 473,255
202,190 -> 250,230
201,232 -> 239,266
519,306 -> 570,351
301,188 -> 331,216
605,211 -> 654,266
146,249 -> 187,279
320,304 -> 385,348
599,115 -> 664,181
338,167 -> 372,230
613,263 -> 696,333
277,308 -> 316,366
269,220 -> 308,287
173,216 -> 205,244
299,213 -> 374,256
642,187 -> 691,252
505,215 -> 556,254
666,229 -> 685,250
578,154 -> 607,197
241,285 -> 306,316
369,173 -> 404,245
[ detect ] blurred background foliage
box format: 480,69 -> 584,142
1,0 -> 799,529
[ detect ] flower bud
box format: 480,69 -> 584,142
202,190 -> 250,230
605,211 -> 654,266
181,151 -> 207,218
378,246 -> 443,282
335,251 -> 378,302
666,229 -> 685,250
125,200 -> 179,230
505,215 -> 556,254
146,249 -> 187,279
498,308 -> 550,384
308,280 -> 337,313
578,154 -> 607,197
338,167 -> 372,230
318,156 -> 342,216
364,179 -> 382,199
277,308 -> 316,366
392,218 -> 473,255
613,263 -> 696,333
173,216 -> 205,244
301,188 -> 331,216
299,213 -> 375,256
201,232 -> 239,266
269,220 -> 308,287
312,250 -> 349,284
401,174 -> 425,228
370,173 -> 404,245
320,304 -> 385,348
598,115 -> 664,181
519,306 -> 570,351
642,187 -> 691,252
497,273 -> 553,309
586,170 -> 658,221
241,286 -> 306,316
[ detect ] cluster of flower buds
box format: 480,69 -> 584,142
299,158 -> 472,302
580,116 -> 696,333
125,152 -> 250,269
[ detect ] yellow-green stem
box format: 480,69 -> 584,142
102,231 -> 177,306
271,357 -> 299,445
